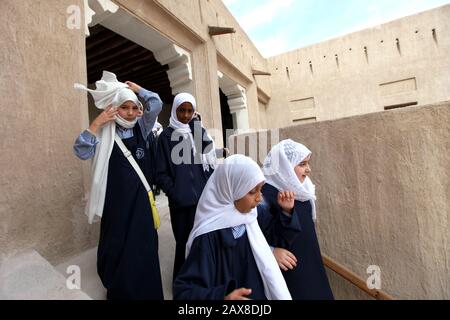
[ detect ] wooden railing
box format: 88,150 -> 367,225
322,255 -> 394,300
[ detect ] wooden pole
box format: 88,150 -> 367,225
322,255 -> 394,300
208,26 -> 236,36
252,69 -> 271,76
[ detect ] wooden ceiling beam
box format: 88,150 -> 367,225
252,69 -> 272,76
87,53 -> 154,78
86,31 -> 117,51
208,26 -> 236,36
86,38 -> 133,61
116,64 -> 167,81
87,46 -> 144,70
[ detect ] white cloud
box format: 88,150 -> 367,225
239,0 -> 295,31
222,0 -> 239,6
255,33 -> 291,57
225,0 -> 450,56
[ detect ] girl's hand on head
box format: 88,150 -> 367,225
273,248 -> 297,271
125,81 -> 141,93
225,288 -> 252,300
89,105 -> 118,134
277,191 -> 295,214
193,111 -> 202,121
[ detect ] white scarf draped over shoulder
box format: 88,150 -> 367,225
262,139 -> 317,221
74,71 -> 143,224
186,154 -> 292,300
169,93 -> 216,172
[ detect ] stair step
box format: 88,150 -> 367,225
0,250 -> 91,300
55,247 -> 106,300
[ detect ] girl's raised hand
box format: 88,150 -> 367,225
88,105 -> 118,135
125,81 -> 141,93
277,191 -> 295,214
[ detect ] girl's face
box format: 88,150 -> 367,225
176,102 -> 194,124
117,101 -> 142,121
294,154 -> 311,183
234,182 -> 265,214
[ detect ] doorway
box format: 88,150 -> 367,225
85,24 -> 173,127
219,89 -> 235,147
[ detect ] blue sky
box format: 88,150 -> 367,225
222,0 -> 450,57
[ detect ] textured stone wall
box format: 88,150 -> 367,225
235,103 -> 449,299
267,5 -> 450,128
0,0 -> 99,264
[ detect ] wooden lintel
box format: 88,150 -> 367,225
252,69 -> 272,76
208,26 -> 236,36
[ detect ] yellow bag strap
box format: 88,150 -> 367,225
114,134 -> 161,230
148,191 -> 160,229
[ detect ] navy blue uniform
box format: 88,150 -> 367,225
173,228 -> 267,300
98,124 -> 164,300
147,130 -> 159,194
261,183 -> 334,300
172,204 -> 295,300
156,120 -> 214,280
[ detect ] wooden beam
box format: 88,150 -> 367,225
134,71 -> 170,84
208,26 -> 236,36
86,31 -> 117,51
257,87 -> 271,104
87,38 -> 135,62
252,69 -> 271,76
88,53 -> 154,78
87,46 -> 144,70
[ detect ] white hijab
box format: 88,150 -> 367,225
74,71 -> 143,224
262,139 -> 317,221
169,92 -> 216,172
186,154 -> 292,300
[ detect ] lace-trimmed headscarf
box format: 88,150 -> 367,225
262,139 -> 317,221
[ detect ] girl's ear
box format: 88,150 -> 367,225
137,105 -> 144,117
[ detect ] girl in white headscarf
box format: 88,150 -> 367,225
173,154 -> 292,300
73,71 -> 164,300
156,92 -> 217,282
261,139 -> 334,300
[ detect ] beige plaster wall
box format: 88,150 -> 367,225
0,0 -> 273,265
235,103 -> 449,299
154,0 -> 271,92
267,5 -> 450,128
152,0 -> 272,130
2,2 -> 448,294
0,0 -> 99,264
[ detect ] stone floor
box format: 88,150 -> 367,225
0,194 -> 175,300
